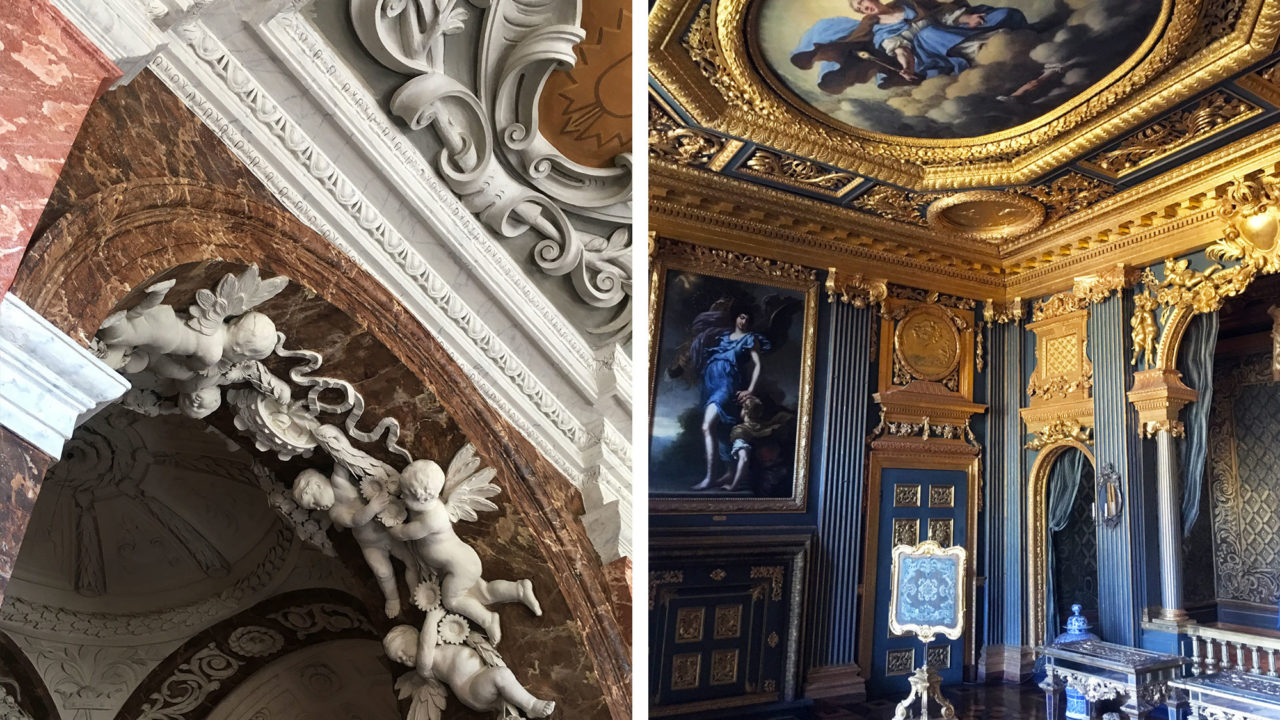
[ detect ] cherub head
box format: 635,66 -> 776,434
400,460 -> 445,510
384,624 -> 419,667
224,312 -> 278,363
178,386 -> 223,419
292,469 -> 335,511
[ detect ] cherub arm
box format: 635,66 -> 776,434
418,607 -> 445,678
352,491 -> 391,527
389,515 -> 431,541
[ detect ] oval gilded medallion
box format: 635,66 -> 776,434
894,306 -> 961,382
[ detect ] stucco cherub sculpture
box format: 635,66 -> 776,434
292,465 -> 419,618
95,266 -> 291,418
384,607 -> 555,720
389,451 -> 541,645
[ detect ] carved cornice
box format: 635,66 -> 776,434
825,269 -> 887,309
870,382 -> 985,457
652,237 -> 816,284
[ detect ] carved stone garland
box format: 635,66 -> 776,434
94,266 -> 555,720
350,0 -> 633,333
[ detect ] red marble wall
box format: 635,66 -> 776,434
0,0 -> 119,296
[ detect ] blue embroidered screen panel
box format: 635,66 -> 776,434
894,555 -> 960,629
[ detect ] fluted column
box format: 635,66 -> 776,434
805,300 -> 874,699
1155,429 -> 1187,620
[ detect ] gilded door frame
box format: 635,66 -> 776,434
1024,439 -> 1097,648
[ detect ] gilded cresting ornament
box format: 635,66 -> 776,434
1135,173 -> 1280,368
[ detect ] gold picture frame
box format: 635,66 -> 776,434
648,237 -> 819,513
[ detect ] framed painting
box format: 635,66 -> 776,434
648,239 -> 818,513
748,0 -> 1164,140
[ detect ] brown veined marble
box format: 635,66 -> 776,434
0,425 -> 54,601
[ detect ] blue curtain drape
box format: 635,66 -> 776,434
1177,310 -> 1218,535
1045,447 -> 1087,644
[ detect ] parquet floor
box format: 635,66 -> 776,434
812,682 -> 1048,720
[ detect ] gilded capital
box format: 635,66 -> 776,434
1127,368 -> 1198,435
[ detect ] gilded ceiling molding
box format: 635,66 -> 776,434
650,163 -> 1005,298
649,99 -> 727,169
825,269 -> 887,309
1024,417 -> 1094,451
648,0 -> 1280,187
1079,90 -> 1262,179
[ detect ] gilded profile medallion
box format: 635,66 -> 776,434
894,306 -> 961,381
926,191 -> 1045,242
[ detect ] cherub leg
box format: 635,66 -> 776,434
474,579 -> 542,616
388,542 -> 421,594
476,667 -> 554,718
442,572 -> 502,644
361,546 -> 403,618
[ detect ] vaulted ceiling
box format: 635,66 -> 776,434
650,0 -> 1280,299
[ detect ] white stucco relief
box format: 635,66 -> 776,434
91,266 -> 559,719
43,0 -> 633,562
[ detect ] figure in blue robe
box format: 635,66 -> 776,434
790,0 -> 1029,93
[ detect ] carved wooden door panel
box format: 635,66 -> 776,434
867,467 -> 968,697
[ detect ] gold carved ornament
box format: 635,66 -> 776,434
1025,417 -> 1093,451
742,149 -> 861,194
1134,174 -> 1280,364
825,269 -> 887,308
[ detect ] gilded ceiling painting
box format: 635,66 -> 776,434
755,0 -> 1161,139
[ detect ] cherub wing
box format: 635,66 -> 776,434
395,671 -> 447,720
441,444 -> 500,523
187,265 -> 288,334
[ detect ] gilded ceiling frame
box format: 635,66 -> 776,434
651,0 -> 1280,189
651,124 -> 1280,302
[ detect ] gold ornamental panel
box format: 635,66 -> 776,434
714,604 -> 743,640
894,484 -> 921,508
672,653 -> 702,690
710,649 -> 740,686
676,606 -> 705,643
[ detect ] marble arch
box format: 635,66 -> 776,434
8,177 -> 629,720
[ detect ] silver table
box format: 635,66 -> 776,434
1042,640 -> 1187,719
